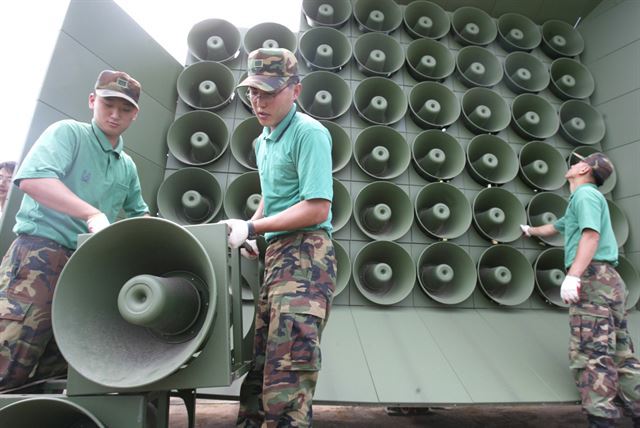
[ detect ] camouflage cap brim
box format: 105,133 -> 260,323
96,89 -> 139,109
236,74 -> 290,93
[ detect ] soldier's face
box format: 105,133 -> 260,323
250,83 -> 300,130
0,167 -> 12,201
89,94 -> 138,141
565,160 -> 591,180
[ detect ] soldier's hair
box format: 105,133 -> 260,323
0,161 -> 16,173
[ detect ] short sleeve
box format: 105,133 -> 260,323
121,158 -> 149,217
554,216 -> 565,234
574,190 -> 603,234
294,128 -> 333,202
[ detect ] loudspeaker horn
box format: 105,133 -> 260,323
414,182 -> 472,240
405,37 -> 455,82
223,171 -> 262,220
533,247 -> 567,307
176,61 -> 235,111
472,187 -> 527,243
412,130 -> 465,181
243,22 -> 298,54
297,70 -> 352,120
417,242 -> 476,305
230,116 -> 262,171
549,58 -> 595,100
353,32 -> 404,77
541,19 -> 585,59
332,178 -> 352,233
354,77 -> 408,125
558,100 -> 606,146
568,147 -> 617,194
167,110 -> 229,166
354,181 -> 413,241
157,168 -> 223,225
607,199 -> 630,247
451,6 -> 498,46
511,93 -> 560,140
235,71 -> 252,113
477,245 -> 535,306
352,240 -> 416,305
456,45 -> 503,88
504,51 -> 550,94
353,0 -> 402,34
519,141 -> 568,191
466,134 -> 518,186
461,87 -> 511,134
526,192 -> 568,247
302,0 -> 353,28
616,255 -> 640,310
187,18 -> 241,63
299,27 -> 352,72
409,81 -> 460,129
497,13 -> 541,52
0,397 -> 104,428
333,240 -> 351,297
320,120 -> 352,173
403,0 -> 450,40
354,125 -> 410,180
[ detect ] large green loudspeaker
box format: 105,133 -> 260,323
607,199 -> 630,247
511,93 -> 560,140
302,0 -> 352,28
412,130 -> 465,181
167,110 -> 229,166
187,18 -> 241,63
461,87 -> 511,134
451,6 -> 497,46
0,397 -> 104,428
353,32 -> 404,77
417,242 -> 476,305
297,71 -> 352,120
409,81 -> 460,129
466,134 -> 518,186
230,116 -> 261,171
496,13 -> 541,52
558,100 -> 606,146
519,141 -> 568,191
541,19 -> 585,59
477,245 -> 535,306
53,218 -> 217,389
176,61 -> 235,111
403,0 -> 450,40
534,247 -> 567,308
616,256 -> 640,310
354,181 -> 413,241
414,182 -> 472,240
157,168 -> 223,225
473,187 -> 527,243
235,71 -> 252,113
223,171 -> 262,220
406,38 -> 455,82
568,146 -> 617,194
331,178 -> 352,233
456,46 -> 503,88
354,76 -> 408,125
243,22 -> 297,53
353,240 -> 416,305
549,58 -> 595,100
504,52 -> 550,94
333,240 -> 351,297
299,27 -> 352,72
320,120 -> 351,173
526,192 -> 567,247
353,0 -> 402,34
354,125 -> 410,180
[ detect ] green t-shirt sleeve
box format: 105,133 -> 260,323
294,128 -> 333,202
122,158 -> 149,217
554,216 -> 565,234
574,189 -> 603,234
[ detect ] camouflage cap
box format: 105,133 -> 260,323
237,48 -> 299,93
95,70 -> 141,109
574,152 -> 614,186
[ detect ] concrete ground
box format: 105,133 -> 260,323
168,399 -> 636,427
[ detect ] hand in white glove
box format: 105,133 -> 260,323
219,219 -> 249,249
560,275 -> 581,304
86,212 -> 110,233
520,224 -> 531,237
241,239 -> 259,260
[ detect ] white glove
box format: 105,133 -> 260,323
241,239 -> 259,260
86,212 -> 110,233
219,219 -> 249,249
560,275 -> 581,304
520,224 -> 531,237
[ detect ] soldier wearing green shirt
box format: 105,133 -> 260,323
521,152 -> 640,428
0,70 -> 149,391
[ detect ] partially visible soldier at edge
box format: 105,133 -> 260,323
521,152 -> 640,428
0,70 -> 150,391
0,161 -> 17,218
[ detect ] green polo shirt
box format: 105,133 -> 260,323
255,105 -> 333,241
13,119 -> 148,249
554,183 -> 618,269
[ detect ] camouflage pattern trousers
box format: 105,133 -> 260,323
0,235 -> 72,391
569,261 -> 640,419
237,230 -> 336,428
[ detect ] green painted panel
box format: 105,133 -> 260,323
537,0 -> 597,24
583,0 -> 627,21
598,90 -> 640,149
588,41 -> 640,105
607,144 -> 640,201
614,195 -> 640,253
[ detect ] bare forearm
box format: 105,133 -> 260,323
253,199 -> 330,235
529,223 -> 558,237
567,230 -> 599,277
19,178 -> 100,221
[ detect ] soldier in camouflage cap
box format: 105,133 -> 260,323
237,47 -> 299,93
572,152 -> 614,186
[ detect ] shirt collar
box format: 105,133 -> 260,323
92,120 -> 123,157
569,182 -> 597,199
263,104 -> 297,143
